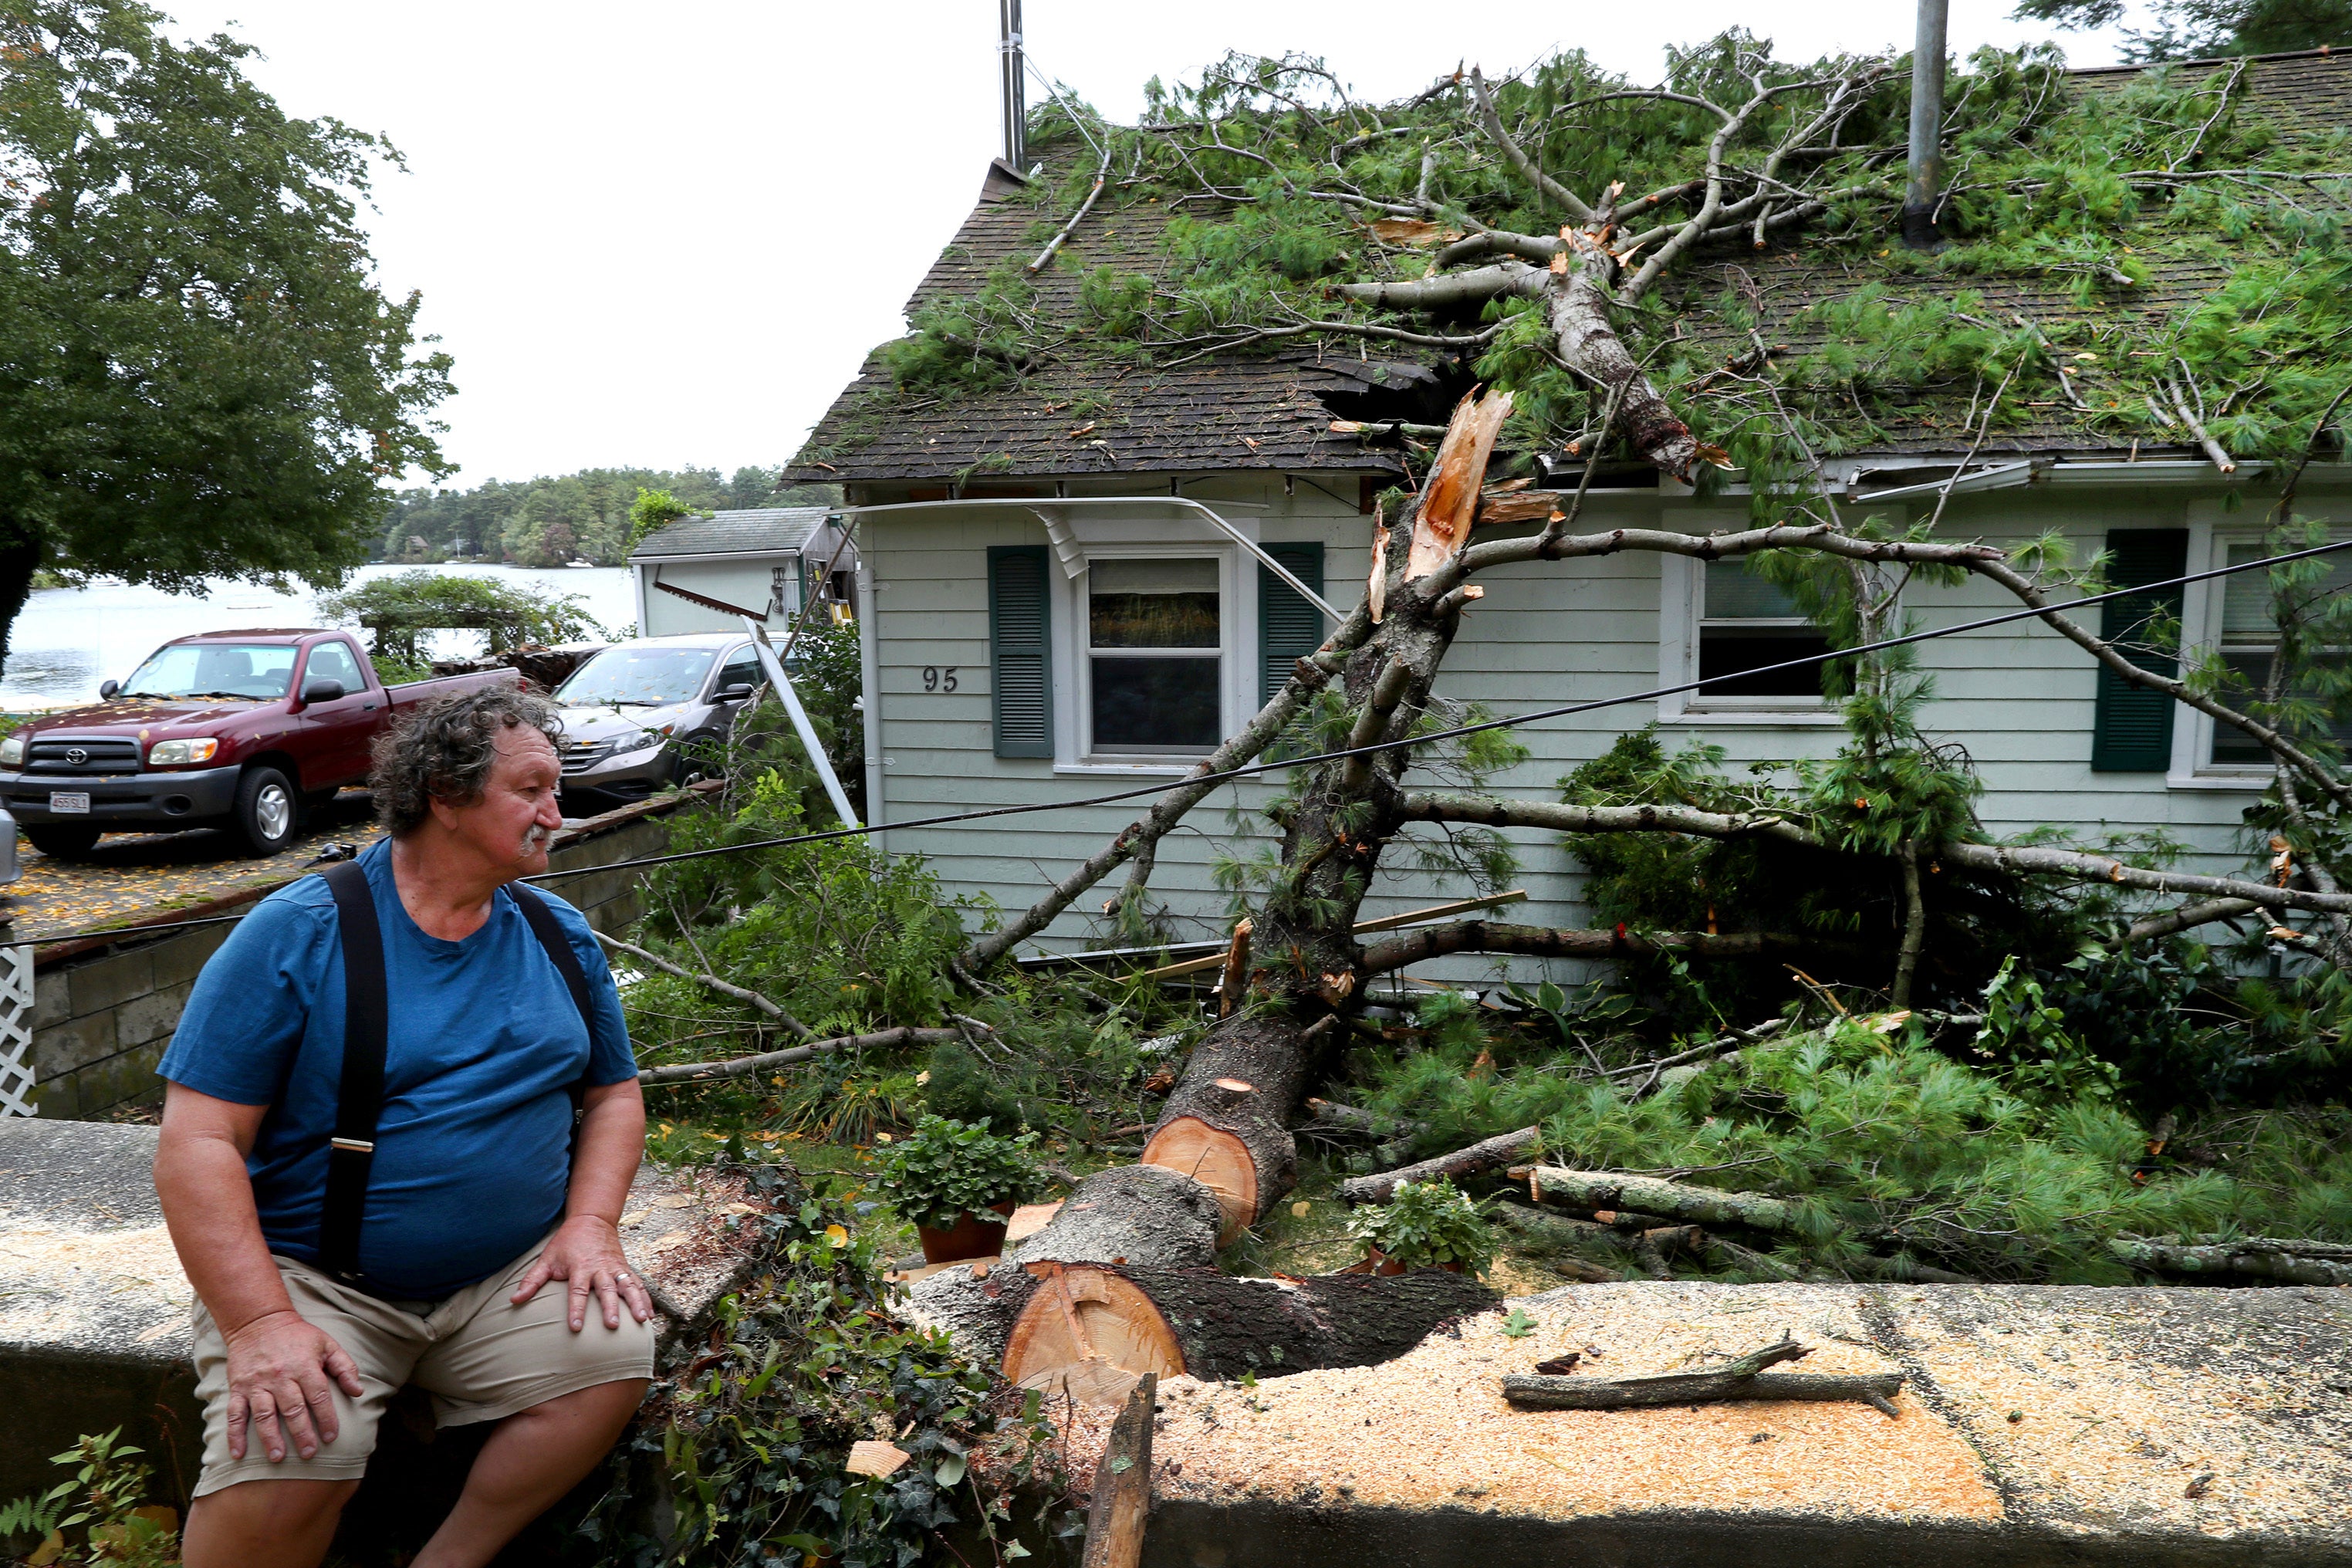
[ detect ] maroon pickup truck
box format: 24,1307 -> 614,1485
0,629 -> 517,859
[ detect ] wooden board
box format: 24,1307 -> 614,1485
1141,1117 -> 1258,1241
1001,1264 -> 1186,1409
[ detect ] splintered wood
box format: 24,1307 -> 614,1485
1001,1263 -> 1185,1410
1404,389 -> 1513,582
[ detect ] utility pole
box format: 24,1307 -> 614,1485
1902,0 -> 1948,248
998,0 -> 1027,176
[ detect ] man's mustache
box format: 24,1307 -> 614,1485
521,822 -> 552,853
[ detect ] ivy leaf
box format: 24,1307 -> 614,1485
1004,1543 -> 1032,1560
935,1452 -> 968,1488
1109,1455 -> 1134,1474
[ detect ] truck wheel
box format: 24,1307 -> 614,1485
231,765 -> 302,856
22,824 -> 101,860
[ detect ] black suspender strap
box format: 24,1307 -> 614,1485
316,865 -> 598,1283
319,862 -> 386,1280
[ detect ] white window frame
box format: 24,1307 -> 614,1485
1047,528 -> 1255,774
2170,515 -> 2350,789
1657,553 -> 1841,725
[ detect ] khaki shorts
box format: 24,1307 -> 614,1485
189,1235 -> 656,1498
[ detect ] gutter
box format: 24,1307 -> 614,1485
1850,460 -> 2038,504
833,495 -> 1349,626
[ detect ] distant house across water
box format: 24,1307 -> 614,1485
628,507 -> 858,637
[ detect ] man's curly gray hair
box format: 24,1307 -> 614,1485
370,684 -> 563,836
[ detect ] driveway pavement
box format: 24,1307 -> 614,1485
2,790 -> 386,941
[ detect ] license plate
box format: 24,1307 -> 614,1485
49,792 -> 90,815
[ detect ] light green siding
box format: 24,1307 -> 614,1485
858,474 -> 2346,983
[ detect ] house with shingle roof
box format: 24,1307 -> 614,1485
629,507 -> 858,637
788,49 -> 2352,968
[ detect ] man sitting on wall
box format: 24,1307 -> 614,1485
153,686 -> 653,1568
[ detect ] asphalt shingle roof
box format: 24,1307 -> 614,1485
789,49 -> 2352,485
627,507 -> 830,562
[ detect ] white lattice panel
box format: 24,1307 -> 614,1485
0,942 -> 34,1117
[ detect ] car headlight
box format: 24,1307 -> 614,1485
148,738 -> 219,766
615,725 -> 673,755
0,735 -> 21,767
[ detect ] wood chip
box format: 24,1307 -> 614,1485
846,1441 -> 911,1478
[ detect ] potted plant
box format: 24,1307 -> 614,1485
877,1113 -> 1042,1264
1345,1178 -> 1497,1276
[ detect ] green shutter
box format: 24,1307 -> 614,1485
988,546 -> 1053,759
1259,542 -> 1326,706
2090,529 -> 2188,772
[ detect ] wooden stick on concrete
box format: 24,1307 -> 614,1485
1502,1335 -> 1903,1418
1081,1370 -> 1157,1568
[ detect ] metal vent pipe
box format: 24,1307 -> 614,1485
1902,0 -> 1948,248
998,0 -> 1026,173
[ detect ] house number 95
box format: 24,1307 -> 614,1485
923,666 -> 958,691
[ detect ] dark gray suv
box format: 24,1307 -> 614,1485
551,633 -> 762,816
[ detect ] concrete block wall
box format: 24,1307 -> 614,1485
23,788 -> 709,1120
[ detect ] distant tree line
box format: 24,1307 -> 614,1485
376,467 -> 841,568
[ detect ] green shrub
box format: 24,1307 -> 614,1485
875,1114 -> 1041,1229
1347,1178 -> 1497,1273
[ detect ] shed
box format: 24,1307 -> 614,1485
628,507 -> 859,637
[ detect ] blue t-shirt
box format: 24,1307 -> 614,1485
159,838 -> 637,1298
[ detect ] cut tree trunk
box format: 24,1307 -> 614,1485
913,395 -> 1524,1398
1504,1369 -> 1904,1414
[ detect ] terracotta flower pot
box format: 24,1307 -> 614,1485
917,1201 -> 1015,1264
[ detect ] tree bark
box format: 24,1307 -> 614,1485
1337,1127 -> 1543,1206
1357,920 -> 1867,976
2107,1237 -> 2352,1286
1525,1166 -> 1799,1233
637,1026 -> 960,1086
1504,1369 -> 1904,1414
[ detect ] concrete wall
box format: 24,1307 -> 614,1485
24,788 -> 710,1119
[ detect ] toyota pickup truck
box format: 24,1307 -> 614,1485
0,629 -> 518,859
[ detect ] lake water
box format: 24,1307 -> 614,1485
0,564 -> 638,710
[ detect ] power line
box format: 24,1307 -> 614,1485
20,536 -> 2350,949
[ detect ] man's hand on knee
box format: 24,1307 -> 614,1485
221,1309 -> 367,1463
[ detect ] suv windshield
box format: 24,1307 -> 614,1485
554,646 -> 718,708
122,643 -> 299,700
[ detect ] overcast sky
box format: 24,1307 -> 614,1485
157,1 -> 2135,490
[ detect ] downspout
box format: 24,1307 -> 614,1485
857,554 -> 884,856
1902,0 -> 1948,249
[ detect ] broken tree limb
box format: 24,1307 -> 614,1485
1305,1098 -> 1425,1139
1402,789 -> 2352,916
1468,66 -> 1595,221
1504,1364 -> 1904,1415
1357,920 -> 1867,975
1338,1126 -> 1543,1206
1080,1372 -> 1156,1568
638,1026 -> 961,1086
965,621 -> 1367,970
593,931 -> 812,1038
1214,918 -> 1252,1019
2126,897 -> 2266,944
1526,1167 -> 1799,1233
2108,1237 -> 2352,1286
1029,143 -> 1113,275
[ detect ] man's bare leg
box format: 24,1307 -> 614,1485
411,1379 -> 648,1568
182,1477 -> 359,1568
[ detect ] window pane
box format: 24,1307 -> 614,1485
1698,626 -> 1831,696
306,643 -> 363,688
1091,559 -> 1220,649
1704,559 -> 1806,620
2222,538 -> 2348,640
1092,656 -> 1220,749
123,642 -> 298,699
2209,650 -> 2352,764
